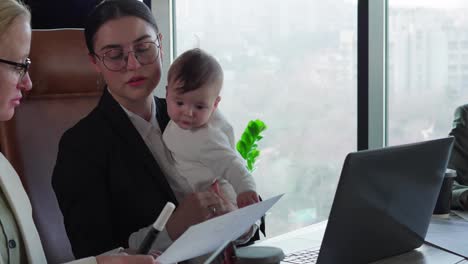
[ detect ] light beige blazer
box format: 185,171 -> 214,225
0,154 -> 96,264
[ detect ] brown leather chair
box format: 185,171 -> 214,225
0,29 -> 102,263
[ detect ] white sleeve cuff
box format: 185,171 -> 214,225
233,219 -> 261,245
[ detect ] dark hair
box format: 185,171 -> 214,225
84,0 -> 159,54
168,48 -> 223,94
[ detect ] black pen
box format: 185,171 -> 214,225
137,202 -> 176,254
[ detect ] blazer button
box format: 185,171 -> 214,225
8,239 -> 16,248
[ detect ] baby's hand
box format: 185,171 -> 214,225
237,191 -> 260,208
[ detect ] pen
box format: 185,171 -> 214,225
137,202 -> 176,254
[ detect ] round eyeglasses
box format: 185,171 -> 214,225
94,40 -> 160,72
0,57 -> 31,83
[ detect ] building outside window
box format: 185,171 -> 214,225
388,0 -> 468,145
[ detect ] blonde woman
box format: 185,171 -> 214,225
0,1 -> 154,263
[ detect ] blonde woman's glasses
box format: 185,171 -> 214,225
0,58 -> 31,83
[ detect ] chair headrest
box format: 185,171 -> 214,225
28,29 -> 102,97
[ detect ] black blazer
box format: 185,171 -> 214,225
52,89 -> 178,258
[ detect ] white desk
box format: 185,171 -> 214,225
252,221 -> 465,264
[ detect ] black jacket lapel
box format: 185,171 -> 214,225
155,97 -> 170,132
97,89 -> 178,205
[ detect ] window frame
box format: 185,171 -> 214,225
151,0 -> 174,97
358,0 -> 387,150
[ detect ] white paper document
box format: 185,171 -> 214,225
156,194 -> 283,264
426,217 -> 468,258
452,210 -> 468,221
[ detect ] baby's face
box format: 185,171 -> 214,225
166,80 -> 221,130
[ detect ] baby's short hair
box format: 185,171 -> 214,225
168,48 -> 223,94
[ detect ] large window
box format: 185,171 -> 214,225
174,0 -> 357,237
388,0 -> 468,145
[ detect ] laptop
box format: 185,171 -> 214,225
282,137 -> 454,263
204,137 -> 454,264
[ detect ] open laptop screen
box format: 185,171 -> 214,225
316,137 -> 454,263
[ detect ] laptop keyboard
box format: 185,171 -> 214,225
283,248 -> 320,264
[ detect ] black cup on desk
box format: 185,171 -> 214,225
433,169 -> 457,217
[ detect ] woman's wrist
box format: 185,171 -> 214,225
165,214 -> 185,240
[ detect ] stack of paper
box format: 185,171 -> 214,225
425,217 -> 468,258
156,194 -> 283,264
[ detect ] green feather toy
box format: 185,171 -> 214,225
236,119 -> 267,173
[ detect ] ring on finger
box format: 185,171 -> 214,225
209,206 -> 217,215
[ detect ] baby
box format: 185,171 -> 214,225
162,48 -> 258,208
